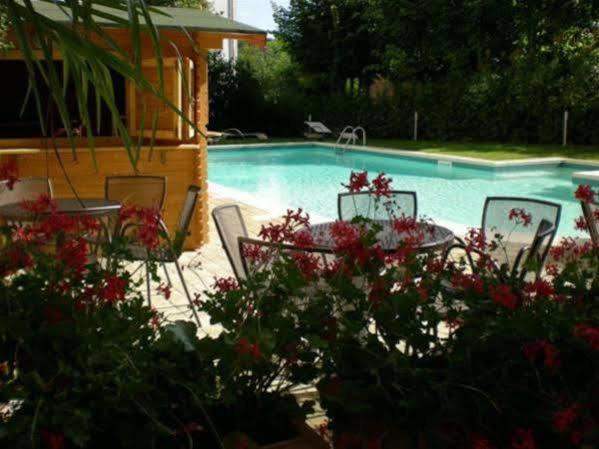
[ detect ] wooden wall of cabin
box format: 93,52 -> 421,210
5,145 -> 206,249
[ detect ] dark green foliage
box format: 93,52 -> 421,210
211,0 -> 599,144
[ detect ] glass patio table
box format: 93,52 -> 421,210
0,198 -> 121,221
306,220 -> 455,253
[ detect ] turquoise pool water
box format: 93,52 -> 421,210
208,145 -> 595,237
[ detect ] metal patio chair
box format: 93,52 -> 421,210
127,185 -> 202,326
105,175 -> 167,211
212,204 -> 249,282
443,197 -> 561,280
581,200 -> 599,245
338,191 -> 418,221
0,177 -> 54,206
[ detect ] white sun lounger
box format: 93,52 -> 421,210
304,121 -> 332,139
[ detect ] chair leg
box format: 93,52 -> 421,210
174,259 -> 201,327
145,262 -> 152,308
162,261 -> 173,286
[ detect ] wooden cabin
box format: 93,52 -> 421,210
0,2 -> 266,248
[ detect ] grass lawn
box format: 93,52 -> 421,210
210,137 -> 599,161
367,139 -> 599,161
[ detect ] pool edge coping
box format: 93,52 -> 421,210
208,141 -> 599,183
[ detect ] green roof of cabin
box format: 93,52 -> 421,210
28,1 -> 266,36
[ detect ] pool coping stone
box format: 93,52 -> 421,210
208,141 -> 599,184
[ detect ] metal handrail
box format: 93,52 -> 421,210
335,126 -> 367,153
353,126 -> 367,146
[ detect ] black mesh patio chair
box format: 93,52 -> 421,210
105,175 -> 166,211
443,197 -> 561,280
212,204 -> 249,282
338,191 -> 417,221
581,200 -> 599,245
127,185 -> 201,326
0,177 -> 54,206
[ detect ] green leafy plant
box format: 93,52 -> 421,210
206,173 -> 599,449
0,183 -> 215,449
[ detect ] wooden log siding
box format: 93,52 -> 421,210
0,23 -> 265,249
194,51 -> 210,245
7,146 -> 206,249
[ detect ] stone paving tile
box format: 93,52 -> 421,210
136,184 -> 282,334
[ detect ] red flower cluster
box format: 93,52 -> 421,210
0,159 -> 18,190
511,428 -> 536,449
101,274 -> 127,304
291,229 -> 315,249
119,206 -> 161,249
522,340 -> 560,368
371,173 -> 392,197
508,208 -> 532,227
41,430 -> 65,449
57,237 -> 88,277
549,237 -> 587,262
575,184 -> 596,204
20,194 -> 57,215
236,337 -> 262,360
259,209 -> 310,243
575,215 -> 588,231
451,272 -> 484,294
490,284 -> 518,310
213,276 -> 239,293
330,221 -> 384,266
465,227 -> 486,251
156,283 -> 172,300
574,323 -> 599,351
553,403 -> 581,434
470,434 -> 495,449
522,279 -> 554,301
345,171 -> 369,192
291,251 -> 322,280
241,243 -> 270,264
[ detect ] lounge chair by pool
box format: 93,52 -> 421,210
304,121 -> 332,140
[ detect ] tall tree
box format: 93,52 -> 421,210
274,0 -> 377,94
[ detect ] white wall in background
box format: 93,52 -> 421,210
209,0 -> 238,60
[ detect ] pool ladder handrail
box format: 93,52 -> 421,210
335,126 -> 367,153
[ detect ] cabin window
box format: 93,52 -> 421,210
0,60 -> 126,139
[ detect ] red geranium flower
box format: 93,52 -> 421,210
291,229 -> 315,249
156,283 -> 172,300
490,284 -> 518,310
291,251 -> 321,280
0,159 -> 19,190
213,276 -> 239,293
522,340 -> 560,368
553,403 -> 581,434
574,323 -> 599,351
470,434 -> 495,449
508,208 -> 532,227
101,274 -> 127,304
523,279 -> 554,301
41,431 -> 65,449
465,227 -> 486,251
236,337 -> 262,360
451,272 -> 484,294
575,185 -> 595,203
20,194 -> 57,214
575,215 -> 588,231
345,171 -> 369,192
511,429 -> 536,449
371,173 -> 392,197
57,238 -> 88,276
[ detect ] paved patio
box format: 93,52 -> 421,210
141,185 -> 282,335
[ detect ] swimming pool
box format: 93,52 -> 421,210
208,144 -> 598,236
